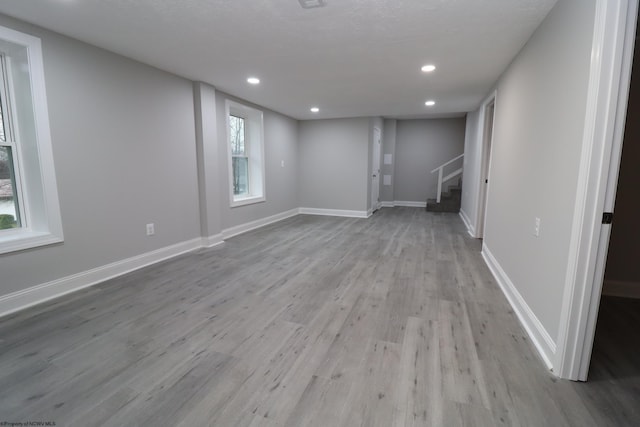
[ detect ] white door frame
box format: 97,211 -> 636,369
555,0 -> 638,381
371,127 -> 381,212
476,96 -> 496,239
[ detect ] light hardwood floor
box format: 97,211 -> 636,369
0,208 -> 637,426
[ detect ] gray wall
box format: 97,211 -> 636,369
394,118 -> 466,202
482,0 -> 596,340
298,118 -> 370,212
368,117 -> 384,211
604,31 -> 640,288
0,14 -> 201,295
215,92 -> 299,229
380,119 -> 397,202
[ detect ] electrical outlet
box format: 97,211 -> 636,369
534,217 -> 541,237
281,160 -> 285,168
146,223 -> 155,236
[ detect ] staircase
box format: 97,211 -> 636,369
427,153 -> 464,213
426,183 -> 461,212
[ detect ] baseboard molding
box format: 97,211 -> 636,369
367,208 -> 374,218
481,244 -> 556,371
379,201 -> 395,208
299,207 -> 368,218
459,209 -> 476,238
394,201 -> 427,208
602,279 -> 640,299
0,237 -> 203,319
222,208 -> 299,239
202,233 -> 224,248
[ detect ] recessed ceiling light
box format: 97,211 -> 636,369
310,107 -> 320,113
421,64 -> 436,73
425,100 -> 436,106
247,77 -> 260,85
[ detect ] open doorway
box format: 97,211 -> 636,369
587,13 -> 640,387
476,98 -> 495,238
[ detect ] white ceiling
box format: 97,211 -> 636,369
0,0 -> 557,120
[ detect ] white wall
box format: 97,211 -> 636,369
0,14 -> 201,296
481,0 -> 597,344
298,118 -> 370,212
394,118 -> 466,203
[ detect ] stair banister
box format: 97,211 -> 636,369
431,154 -> 464,203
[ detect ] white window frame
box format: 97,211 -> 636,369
0,25 -> 63,255
226,100 -> 265,207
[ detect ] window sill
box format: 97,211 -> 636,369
230,195 -> 266,208
0,229 -> 63,255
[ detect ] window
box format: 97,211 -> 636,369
226,100 -> 265,207
0,26 -> 63,254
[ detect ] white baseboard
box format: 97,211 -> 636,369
394,201 -> 427,208
299,207 -> 368,218
459,209 -> 476,237
202,233 -> 224,248
0,237 -> 203,319
222,208 -> 299,239
481,244 -> 556,371
367,208 -> 374,218
379,201 -> 395,208
602,279 -> 640,299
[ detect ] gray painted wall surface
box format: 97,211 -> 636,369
604,34 -> 640,287
215,92 -> 299,229
380,119 -> 397,202
368,117 -> 384,210
394,118 -> 466,202
0,15 -> 201,295
194,82 -> 222,238
482,0 -> 596,340
460,110 -> 481,230
298,118 -> 369,211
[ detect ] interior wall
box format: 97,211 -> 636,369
298,118 -> 370,212
215,92 -> 299,229
380,119 -> 397,203
367,117 -> 384,211
482,0 -> 597,341
0,14 -> 201,296
603,28 -> 640,294
393,118 -> 466,203
460,110 -> 481,233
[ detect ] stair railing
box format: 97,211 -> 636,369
431,154 -> 464,203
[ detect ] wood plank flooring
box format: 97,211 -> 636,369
0,208 -> 637,426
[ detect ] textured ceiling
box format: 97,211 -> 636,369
0,0 -> 558,120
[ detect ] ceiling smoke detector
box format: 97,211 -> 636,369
298,0 -> 326,9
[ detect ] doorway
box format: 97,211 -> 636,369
477,98 -> 495,238
371,127 -> 381,212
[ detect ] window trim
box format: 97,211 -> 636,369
0,25 -> 63,255
225,100 -> 265,208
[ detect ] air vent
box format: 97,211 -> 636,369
299,0 -> 326,9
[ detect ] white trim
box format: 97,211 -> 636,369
482,244 -> 556,370
222,208 -> 299,239
602,280 -> 640,299
202,233 -> 224,248
366,208 -> 374,218
226,100 -> 266,208
299,207 -> 368,218
393,201 -> 426,208
459,209 -> 476,237
475,91 -> 497,239
0,238 -> 203,319
555,0 -> 634,380
379,201 -> 395,208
